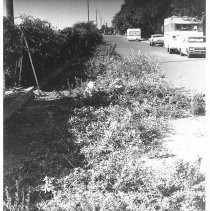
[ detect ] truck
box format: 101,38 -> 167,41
163,16 -> 203,54
127,28 -> 141,41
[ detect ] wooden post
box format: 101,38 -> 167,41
18,33 -> 24,87
14,60 -> 18,87
18,56 -> 23,87
23,36 -> 40,91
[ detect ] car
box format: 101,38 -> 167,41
180,36 -> 206,58
149,34 -> 164,46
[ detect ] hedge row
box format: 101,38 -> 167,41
3,16 -> 102,87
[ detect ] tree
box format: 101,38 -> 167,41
112,0 -> 206,37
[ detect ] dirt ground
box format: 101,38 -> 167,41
142,115 -> 207,174
4,90 -> 78,189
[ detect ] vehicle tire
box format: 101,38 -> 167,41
180,49 -> 184,56
169,48 -> 173,54
187,50 -> 191,58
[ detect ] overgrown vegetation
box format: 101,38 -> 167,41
3,17 -> 22,86
36,159 -> 204,211
4,42 -> 205,210
3,16 -> 102,87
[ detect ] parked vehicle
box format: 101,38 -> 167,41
164,16 -> 203,54
180,36 -> 206,58
127,28 -> 141,41
149,34 -> 164,46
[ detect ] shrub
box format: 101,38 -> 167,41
59,22 -> 102,60
38,158 -> 204,211
191,93 -> 205,115
18,15 -> 62,85
3,17 -> 22,87
3,16 -> 102,88
72,21 -> 102,54
4,181 -> 32,211
83,51 -> 192,118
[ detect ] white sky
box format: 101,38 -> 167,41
3,0 -> 124,29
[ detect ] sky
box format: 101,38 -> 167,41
3,0 -> 124,29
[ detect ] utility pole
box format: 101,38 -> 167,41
87,0 -> 89,22
6,0 -> 14,24
100,16 -> 102,29
95,8 -> 98,28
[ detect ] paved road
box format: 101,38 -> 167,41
104,35 -> 206,93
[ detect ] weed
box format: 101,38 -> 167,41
4,43 -> 205,210
4,181 -> 31,211
191,93 -> 205,115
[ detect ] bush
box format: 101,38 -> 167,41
3,17 -> 22,87
191,93 -> 205,115
18,15 -> 62,85
59,22 -> 102,60
82,51 -> 192,118
38,158 -> 204,211
4,181 -> 32,211
3,16 -> 102,87
72,21 -> 102,54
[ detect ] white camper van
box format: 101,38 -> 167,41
164,16 -> 203,54
127,28 -> 141,41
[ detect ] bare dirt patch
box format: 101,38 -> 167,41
142,116 -> 206,174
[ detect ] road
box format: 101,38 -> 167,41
104,35 -> 206,93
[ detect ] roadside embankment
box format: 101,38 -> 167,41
4,43 -> 206,211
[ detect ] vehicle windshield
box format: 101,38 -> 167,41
128,31 -> 140,36
175,24 -> 203,32
188,37 -> 206,43
152,35 -> 163,37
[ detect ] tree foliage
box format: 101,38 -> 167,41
19,15 -> 62,85
3,17 -> 22,85
112,0 -> 206,37
3,16 -> 102,87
